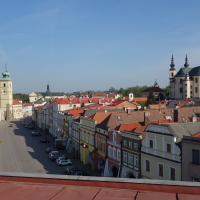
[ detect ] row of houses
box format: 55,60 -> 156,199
32,97 -> 200,182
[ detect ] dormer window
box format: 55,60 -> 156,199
117,116 -> 122,121
194,109 -> 197,113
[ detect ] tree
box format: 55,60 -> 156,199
118,88 -> 124,94
147,91 -> 156,105
117,96 -> 124,100
164,85 -> 170,97
137,101 -> 146,108
123,87 -> 131,97
109,87 -> 116,93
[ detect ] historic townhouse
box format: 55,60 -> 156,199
57,111 -> 65,139
79,116 -> 96,165
141,122 -> 182,181
71,121 -> 80,158
104,129 -> 122,177
121,131 -> 142,179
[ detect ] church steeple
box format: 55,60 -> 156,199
184,54 -> 189,68
170,54 -> 175,69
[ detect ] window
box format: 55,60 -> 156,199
191,86 -> 193,89
117,149 -> 121,161
124,152 -> 127,162
113,132 -> 116,144
165,116 -> 172,120
185,84 -> 187,86
98,140 -> 100,149
134,155 -> 138,167
171,72 -> 173,77
158,164 -> 163,177
84,133 -> 86,142
129,141 -> 132,149
92,136 -> 94,145
180,79 -> 183,84
124,140 -> 127,147
146,160 -> 150,172
103,143 -> 105,152
195,87 -> 198,93
84,119 -> 86,126
88,121 -> 90,128
109,146 -> 112,157
194,109 -> 197,113
134,143 -> 138,150
113,148 -> 116,159
117,116 -> 122,121
192,177 -> 200,182
180,88 -> 183,93
167,144 -> 171,153
3,83 -> 5,87
192,149 -> 199,164
182,117 -> 185,121
149,140 -> 153,148
88,134 -> 90,143
195,78 -> 198,83
170,167 -> 175,180
171,110 -> 174,114
191,91 -> 193,94
128,154 -> 133,165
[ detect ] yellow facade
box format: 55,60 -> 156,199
79,116 -> 96,165
141,124 -> 181,181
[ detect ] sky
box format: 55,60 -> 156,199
1,0 -> 200,94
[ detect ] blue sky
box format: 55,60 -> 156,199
1,0 -> 200,93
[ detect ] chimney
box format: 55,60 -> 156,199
192,116 -> 197,122
144,112 -> 150,126
174,109 -> 180,122
127,107 -> 131,115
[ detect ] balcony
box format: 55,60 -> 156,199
190,162 -> 200,179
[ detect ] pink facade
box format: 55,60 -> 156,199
49,102 -> 54,134
104,130 -> 122,177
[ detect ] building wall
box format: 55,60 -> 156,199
12,104 -> 23,119
182,138 -> 200,181
141,153 -> 181,180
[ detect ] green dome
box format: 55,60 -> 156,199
1,70 -> 11,81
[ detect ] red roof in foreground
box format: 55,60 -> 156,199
192,132 -> 200,138
68,110 -> 83,115
0,173 -> 200,199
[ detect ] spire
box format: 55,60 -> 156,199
170,54 -> 175,69
154,79 -> 158,87
184,54 -> 189,68
5,62 -> 7,71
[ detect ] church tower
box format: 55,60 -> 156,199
0,64 -> 13,121
169,54 -> 176,79
129,87 -> 134,102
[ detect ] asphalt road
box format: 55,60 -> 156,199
0,118 -> 66,175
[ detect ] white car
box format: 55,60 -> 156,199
56,156 -> 68,163
31,131 -> 39,134
57,159 -> 72,166
49,151 -> 59,158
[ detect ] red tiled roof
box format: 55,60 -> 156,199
134,97 -> 148,102
142,86 -> 165,93
192,132 -> 200,138
68,110 -> 84,115
93,93 -> 107,96
13,99 -> 21,105
117,122 -> 143,132
149,104 -> 167,109
89,112 -> 112,124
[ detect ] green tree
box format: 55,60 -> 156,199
123,87 -> 131,97
109,87 -> 116,93
137,101 -> 146,108
117,96 -> 124,100
164,85 -> 170,97
147,91 -> 156,105
118,88 -> 124,94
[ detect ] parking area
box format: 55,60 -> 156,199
0,118 -> 101,176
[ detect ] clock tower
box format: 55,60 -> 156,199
0,65 -> 13,121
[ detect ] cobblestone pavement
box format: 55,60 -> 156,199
0,117 -> 101,177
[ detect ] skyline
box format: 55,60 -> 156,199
1,0 -> 200,93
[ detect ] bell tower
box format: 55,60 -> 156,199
169,54 -> 176,79
129,87 -> 134,102
0,64 -> 13,121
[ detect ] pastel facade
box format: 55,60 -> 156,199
79,116 -> 96,165
141,123 -> 181,181
12,99 -> 23,119
104,130 -> 122,177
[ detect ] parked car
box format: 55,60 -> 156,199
50,154 -> 65,161
39,139 -> 50,143
9,124 -> 13,127
28,126 -> 35,130
56,157 -> 69,163
65,165 -> 76,174
49,151 -> 60,158
31,131 -> 39,134
57,159 -> 72,166
32,132 -> 42,136
24,125 -> 29,128
71,171 -> 88,176
67,167 -> 82,175
46,147 -> 58,154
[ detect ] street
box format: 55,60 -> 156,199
0,118 -> 101,176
